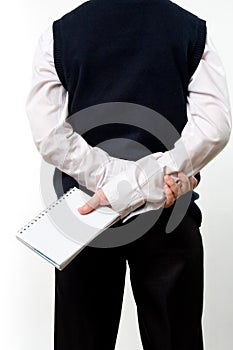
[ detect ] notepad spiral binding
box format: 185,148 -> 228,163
17,187 -> 77,235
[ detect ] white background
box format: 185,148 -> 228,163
1,1 -> 232,349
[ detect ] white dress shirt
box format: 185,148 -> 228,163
26,25 -> 232,222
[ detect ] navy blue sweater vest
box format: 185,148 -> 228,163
53,0 -> 207,227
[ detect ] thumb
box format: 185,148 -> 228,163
78,192 -> 101,215
190,176 -> 198,189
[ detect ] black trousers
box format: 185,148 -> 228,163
54,207 -> 204,350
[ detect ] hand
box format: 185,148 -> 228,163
77,156 -> 134,215
163,173 -> 198,208
78,172 -> 198,214
78,188 -> 110,215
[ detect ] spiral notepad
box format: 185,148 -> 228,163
16,187 -> 121,270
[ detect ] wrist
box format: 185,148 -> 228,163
135,153 -> 166,205
74,146 -> 111,192
100,163 -> 145,214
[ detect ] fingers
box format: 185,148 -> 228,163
163,184 -> 176,208
163,173 -> 199,209
78,192 -> 100,214
164,174 -> 179,198
177,172 -> 192,193
190,176 -> 198,189
177,173 -> 198,195
78,189 -> 110,215
163,174 -> 180,208
178,172 -> 199,192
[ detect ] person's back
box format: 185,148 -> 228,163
54,0 -> 205,118
53,0 -> 206,225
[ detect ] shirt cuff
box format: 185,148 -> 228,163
101,163 -> 146,215
156,151 -> 179,176
101,152 -> 168,217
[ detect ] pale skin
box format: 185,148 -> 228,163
77,173 -> 198,215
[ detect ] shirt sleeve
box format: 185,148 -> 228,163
156,29 -> 232,178
25,25 -> 134,193
102,28 -> 232,222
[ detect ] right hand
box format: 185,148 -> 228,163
163,173 -> 198,208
